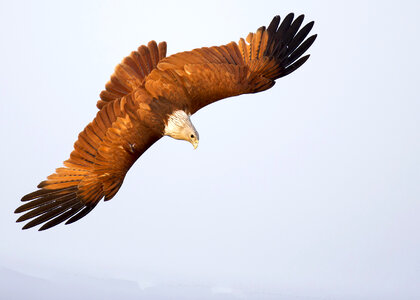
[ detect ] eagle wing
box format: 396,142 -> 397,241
96,40 -> 167,109
15,95 -> 161,230
16,13 -> 316,231
144,13 -> 316,114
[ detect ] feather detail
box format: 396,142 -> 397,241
97,41 -> 167,109
16,94 -> 162,230
241,13 -> 316,91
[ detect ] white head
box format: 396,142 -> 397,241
164,110 -> 199,149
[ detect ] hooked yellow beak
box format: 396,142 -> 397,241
192,139 -> 199,149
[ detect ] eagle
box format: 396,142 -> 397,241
15,13 -> 317,230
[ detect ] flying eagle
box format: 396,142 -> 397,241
15,13 -> 317,230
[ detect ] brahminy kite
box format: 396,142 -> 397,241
15,13 -> 317,230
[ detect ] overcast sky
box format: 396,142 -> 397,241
0,0 -> 419,299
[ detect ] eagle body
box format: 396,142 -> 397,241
16,13 -> 317,230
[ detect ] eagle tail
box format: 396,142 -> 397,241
239,13 -> 316,92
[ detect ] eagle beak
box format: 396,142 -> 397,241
192,140 -> 199,149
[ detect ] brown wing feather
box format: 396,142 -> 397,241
97,41 -> 167,109
144,13 -> 316,114
16,94 -> 161,230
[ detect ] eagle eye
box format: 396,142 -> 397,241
190,134 -> 194,139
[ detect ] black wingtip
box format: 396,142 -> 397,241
22,223 -> 33,230
277,13 -> 295,37
295,14 -> 305,24
285,12 -> 295,20
267,15 -> 281,32
278,54 -> 311,79
65,205 -> 95,225
16,215 -> 26,223
307,20 -> 315,29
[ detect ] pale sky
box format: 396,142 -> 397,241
0,0 -> 419,299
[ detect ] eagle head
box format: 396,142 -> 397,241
164,110 -> 199,149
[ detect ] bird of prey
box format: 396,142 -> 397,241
15,13 -> 317,230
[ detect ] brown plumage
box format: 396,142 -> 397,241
15,13 -> 317,230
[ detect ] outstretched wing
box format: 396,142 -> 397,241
144,13 -> 316,114
15,95 -> 161,230
97,40 -> 167,109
